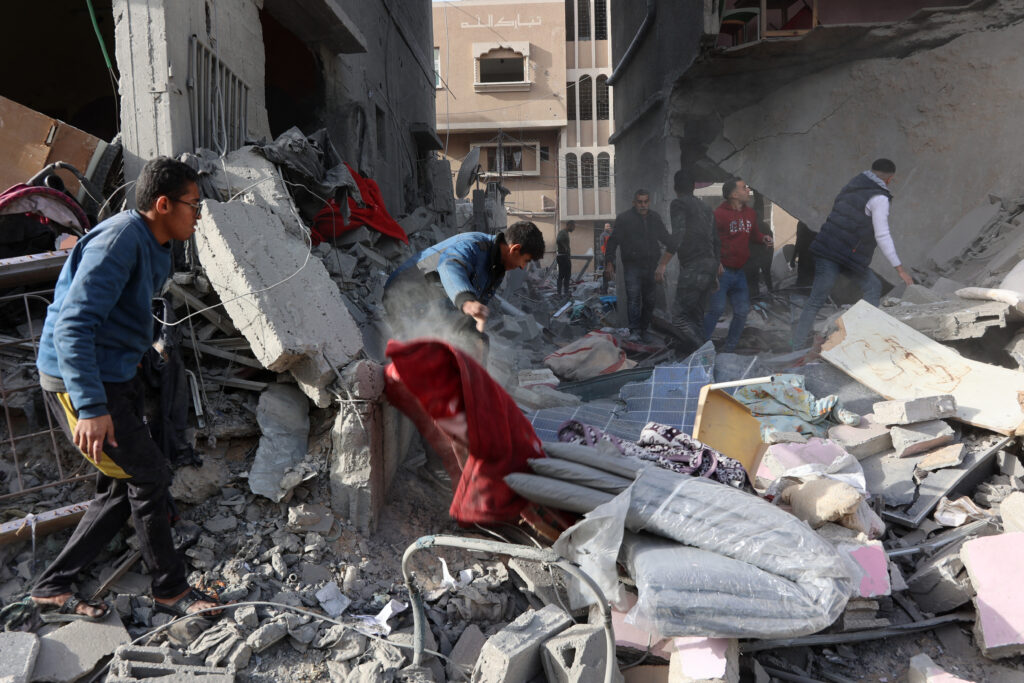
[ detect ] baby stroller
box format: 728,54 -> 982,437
0,162 -> 95,259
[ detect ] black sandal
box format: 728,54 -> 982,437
153,587 -> 225,619
34,594 -> 110,623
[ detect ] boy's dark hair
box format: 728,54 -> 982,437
136,157 -> 199,211
504,221 -> 545,260
674,170 -> 694,195
871,158 -> 896,175
722,177 -> 742,199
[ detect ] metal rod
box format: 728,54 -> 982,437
402,534 -> 617,683
0,475 -> 93,504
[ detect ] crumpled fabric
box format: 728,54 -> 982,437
734,374 -> 859,440
557,419 -> 750,490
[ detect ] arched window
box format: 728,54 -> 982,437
597,152 -> 610,187
566,81 -> 576,121
578,76 -> 592,121
566,154 -> 578,189
577,0 -> 591,40
595,0 -> 607,40
581,153 -> 594,189
596,75 -> 609,120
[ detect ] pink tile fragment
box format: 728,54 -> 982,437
962,532 -> 1024,653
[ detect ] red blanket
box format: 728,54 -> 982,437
310,165 -> 409,245
384,339 -> 544,525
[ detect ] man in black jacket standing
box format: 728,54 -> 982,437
669,170 -> 720,355
792,158 -> 914,348
605,189 -> 675,342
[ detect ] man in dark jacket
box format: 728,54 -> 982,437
555,220 -> 574,297
31,157 -> 221,621
669,170 -> 720,355
792,158 -> 914,348
605,189 -> 676,342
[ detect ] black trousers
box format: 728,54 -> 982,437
33,376 -> 188,600
672,263 -> 717,355
556,254 -> 571,295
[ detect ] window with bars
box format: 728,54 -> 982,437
581,153 -> 594,189
567,81 -> 576,121
189,36 -> 249,153
596,76 -> 609,120
577,0 -> 591,40
595,0 -> 607,40
578,76 -> 593,120
597,152 -> 610,187
566,154 -> 578,189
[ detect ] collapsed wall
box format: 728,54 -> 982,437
664,1 -> 1024,282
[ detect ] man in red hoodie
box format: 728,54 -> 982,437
702,178 -> 772,351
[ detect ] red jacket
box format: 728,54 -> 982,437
714,201 -> 766,269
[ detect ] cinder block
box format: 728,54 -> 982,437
872,396 -> 956,426
962,532 -> 1024,658
667,637 -> 739,683
890,420 -> 955,458
541,624 -> 621,683
194,199 -> 363,407
907,653 -> 972,683
106,644 -> 235,682
827,414 -> 892,459
471,604 -> 573,682
0,631 -> 38,683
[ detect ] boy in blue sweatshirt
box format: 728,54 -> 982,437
31,157 -> 221,621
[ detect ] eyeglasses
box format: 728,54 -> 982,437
172,198 -> 202,218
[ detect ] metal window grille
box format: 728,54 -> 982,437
596,76 -> 609,120
595,0 -> 608,39
578,76 -> 593,121
188,35 -> 250,153
597,153 -> 611,187
566,154 -> 579,189
581,153 -> 594,189
577,0 -> 591,40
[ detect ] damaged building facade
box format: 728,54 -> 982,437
609,0 -> 1024,285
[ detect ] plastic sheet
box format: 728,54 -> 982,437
553,467 -> 856,639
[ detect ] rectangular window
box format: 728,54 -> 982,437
434,47 -> 441,88
479,56 -> 524,83
540,146 -> 550,162
473,142 -> 541,177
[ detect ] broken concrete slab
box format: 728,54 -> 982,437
447,623 -> 486,681
206,145 -> 305,238
195,199 -> 363,407
930,277 -> 968,298
907,653 -> 973,683
888,438 -> 1008,528
1000,491 -> 1024,533
248,384 -> 310,502
917,443 -> 967,473
962,532 -> 1024,659
927,202 -> 1002,270
821,301 -> 1024,436
827,414 -> 892,459
873,396 -> 957,426
900,284 -> 944,305
0,631 -> 38,683
906,541 -> 974,614
541,623 -> 620,683
32,611 -> 130,683
885,298 -> 1009,341
668,637 -> 739,683
891,420 -> 956,458
859,450 -> 921,507
471,604 -> 573,682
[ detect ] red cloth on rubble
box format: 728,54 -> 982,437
383,338 -> 544,526
309,165 -> 409,245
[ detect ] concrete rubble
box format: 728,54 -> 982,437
6,8 -> 1024,683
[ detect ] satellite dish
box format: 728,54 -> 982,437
455,147 -> 481,199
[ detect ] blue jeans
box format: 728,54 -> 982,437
792,257 -> 881,348
623,263 -> 656,332
703,267 -> 750,352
